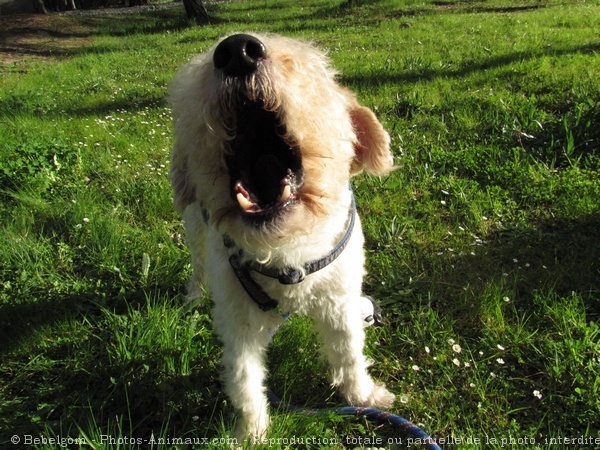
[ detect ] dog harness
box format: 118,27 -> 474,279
226,193 -> 357,312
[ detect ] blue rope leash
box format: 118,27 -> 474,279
266,389 -> 442,450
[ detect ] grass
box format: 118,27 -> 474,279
1,0 -> 599,448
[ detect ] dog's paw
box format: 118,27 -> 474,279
367,381 -> 396,409
344,380 -> 396,409
234,413 -> 269,449
350,381 -> 395,409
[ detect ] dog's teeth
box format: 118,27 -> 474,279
236,193 -> 254,211
279,184 -> 291,202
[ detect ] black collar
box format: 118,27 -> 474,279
227,192 -> 357,312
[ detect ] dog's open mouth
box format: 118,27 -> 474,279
226,102 -> 303,221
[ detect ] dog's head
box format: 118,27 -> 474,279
170,33 -> 393,244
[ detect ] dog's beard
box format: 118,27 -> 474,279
218,72 -> 305,225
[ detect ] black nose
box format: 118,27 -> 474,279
213,34 -> 267,77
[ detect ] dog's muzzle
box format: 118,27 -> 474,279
214,34 -> 304,223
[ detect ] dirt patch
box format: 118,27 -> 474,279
0,13 -> 92,65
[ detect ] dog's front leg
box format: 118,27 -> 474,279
182,203 -> 208,301
212,295 -> 278,446
312,297 -> 396,409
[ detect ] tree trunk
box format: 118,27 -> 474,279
183,0 -> 209,24
32,0 -> 48,13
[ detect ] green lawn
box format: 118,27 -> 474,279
1,0 -> 599,448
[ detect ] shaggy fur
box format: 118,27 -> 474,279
169,32 -> 396,443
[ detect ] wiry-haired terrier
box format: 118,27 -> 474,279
170,32 -> 396,442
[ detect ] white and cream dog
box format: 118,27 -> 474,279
169,33 -> 396,442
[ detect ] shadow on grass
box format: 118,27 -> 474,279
362,209 -> 600,435
73,9 -> 196,38
341,43 -> 600,89
0,287 -> 224,443
430,1 -> 547,14
0,91 -> 167,127
256,0 -> 550,35
0,8 -> 195,62
369,211 -> 600,325
0,16 -> 91,61
0,282 -> 176,354
459,213 -> 599,313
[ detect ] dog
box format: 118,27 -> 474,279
169,32 -> 396,443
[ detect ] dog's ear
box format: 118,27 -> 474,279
170,146 -> 196,213
347,92 -> 395,176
